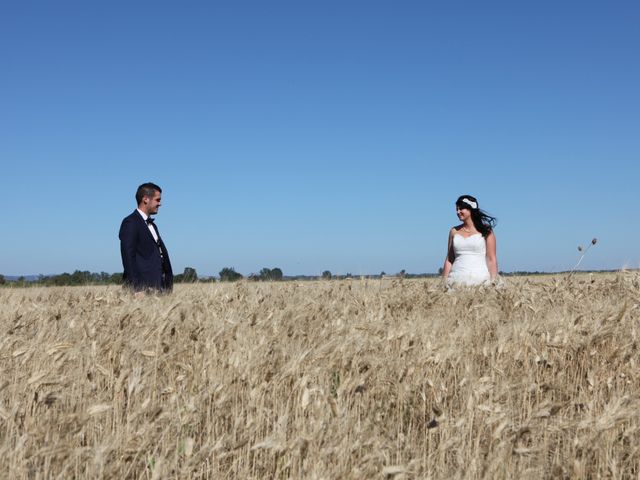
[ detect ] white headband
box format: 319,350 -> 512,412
461,198 -> 478,209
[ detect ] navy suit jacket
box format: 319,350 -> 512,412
119,210 -> 173,292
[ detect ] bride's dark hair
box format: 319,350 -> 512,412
456,195 -> 497,238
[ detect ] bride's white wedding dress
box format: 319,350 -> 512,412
447,233 -> 490,286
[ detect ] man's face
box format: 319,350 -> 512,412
142,190 -> 162,215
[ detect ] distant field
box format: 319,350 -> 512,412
1,273 -> 639,478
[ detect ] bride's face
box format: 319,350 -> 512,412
456,206 -> 471,222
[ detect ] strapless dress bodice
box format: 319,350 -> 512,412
448,234 -> 490,286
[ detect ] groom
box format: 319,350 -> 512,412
119,182 -> 174,293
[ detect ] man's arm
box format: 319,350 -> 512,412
119,217 -> 143,290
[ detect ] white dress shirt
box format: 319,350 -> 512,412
137,209 -> 159,242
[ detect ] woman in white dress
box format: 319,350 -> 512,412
442,195 -> 498,286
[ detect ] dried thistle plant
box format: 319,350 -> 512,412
570,238 -> 598,274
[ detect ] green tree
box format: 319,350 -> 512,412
258,267 -> 283,281
259,268 -> 272,281
270,267 -> 283,281
178,267 -> 198,283
185,267 -> 197,282
53,273 -> 72,286
70,270 -> 92,285
219,267 -> 243,282
322,270 -> 332,280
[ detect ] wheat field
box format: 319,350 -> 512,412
1,273 -> 639,479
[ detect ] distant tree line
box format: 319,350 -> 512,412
2,267 -> 617,287
0,268 -> 211,287
0,267 -> 438,287
0,267 -> 247,287
319,270 -> 443,280
0,271 -> 124,287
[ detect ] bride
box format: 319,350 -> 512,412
442,195 -> 498,286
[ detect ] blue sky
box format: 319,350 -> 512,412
2,1 -> 638,277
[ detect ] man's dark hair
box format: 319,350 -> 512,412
136,182 -> 162,205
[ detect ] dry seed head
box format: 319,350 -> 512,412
591,238 -> 598,245
87,404 -> 112,416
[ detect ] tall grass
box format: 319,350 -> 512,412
1,272 -> 639,478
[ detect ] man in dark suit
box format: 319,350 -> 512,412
119,182 -> 173,293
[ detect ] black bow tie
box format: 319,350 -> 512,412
146,217 -> 155,225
